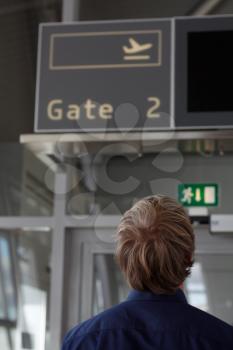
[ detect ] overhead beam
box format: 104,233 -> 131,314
0,217 -> 53,229
190,0 -> 225,15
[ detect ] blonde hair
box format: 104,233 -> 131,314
116,195 -> 195,294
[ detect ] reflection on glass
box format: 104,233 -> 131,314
0,229 -> 52,350
185,262 -> 209,312
92,254 -> 129,316
0,327 -> 10,350
0,236 -> 17,321
0,235 -> 16,350
16,229 -> 52,350
21,285 -> 47,350
92,253 -> 233,326
186,256 -> 233,326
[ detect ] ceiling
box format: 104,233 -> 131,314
79,0 -> 203,20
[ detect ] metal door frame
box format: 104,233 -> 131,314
0,170 -> 66,350
0,160 -> 121,350
81,242 -> 115,321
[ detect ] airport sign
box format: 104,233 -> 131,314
35,19 -> 172,132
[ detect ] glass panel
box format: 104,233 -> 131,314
0,327 -> 10,350
92,254 -> 130,316
0,229 -> 52,350
0,275 -> 5,319
186,254 -> 233,326
16,228 -> 52,350
185,262 -> 209,312
0,235 -> 17,321
91,253 -> 233,326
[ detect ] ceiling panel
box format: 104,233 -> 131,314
79,0 -> 203,20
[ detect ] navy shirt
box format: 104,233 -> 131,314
62,289 -> 233,349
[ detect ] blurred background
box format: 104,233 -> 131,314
1,1 -> 233,349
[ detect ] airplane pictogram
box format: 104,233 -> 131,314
123,37 -> 153,61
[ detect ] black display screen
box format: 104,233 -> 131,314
188,31 -> 233,112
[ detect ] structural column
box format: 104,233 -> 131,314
62,0 -> 80,21
49,169 -> 67,350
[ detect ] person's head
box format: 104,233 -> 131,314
116,195 -> 195,294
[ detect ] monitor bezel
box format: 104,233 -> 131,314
175,16 -> 233,129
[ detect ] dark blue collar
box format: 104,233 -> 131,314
126,288 -> 188,304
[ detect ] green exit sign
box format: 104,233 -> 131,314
178,183 -> 218,207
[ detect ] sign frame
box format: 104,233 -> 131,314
34,18 -> 174,133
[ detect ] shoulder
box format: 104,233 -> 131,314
62,302 -> 130,348
62,301 -> 233,349
185,304 -> 233,344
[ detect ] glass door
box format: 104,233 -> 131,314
79,228 -> 233,327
